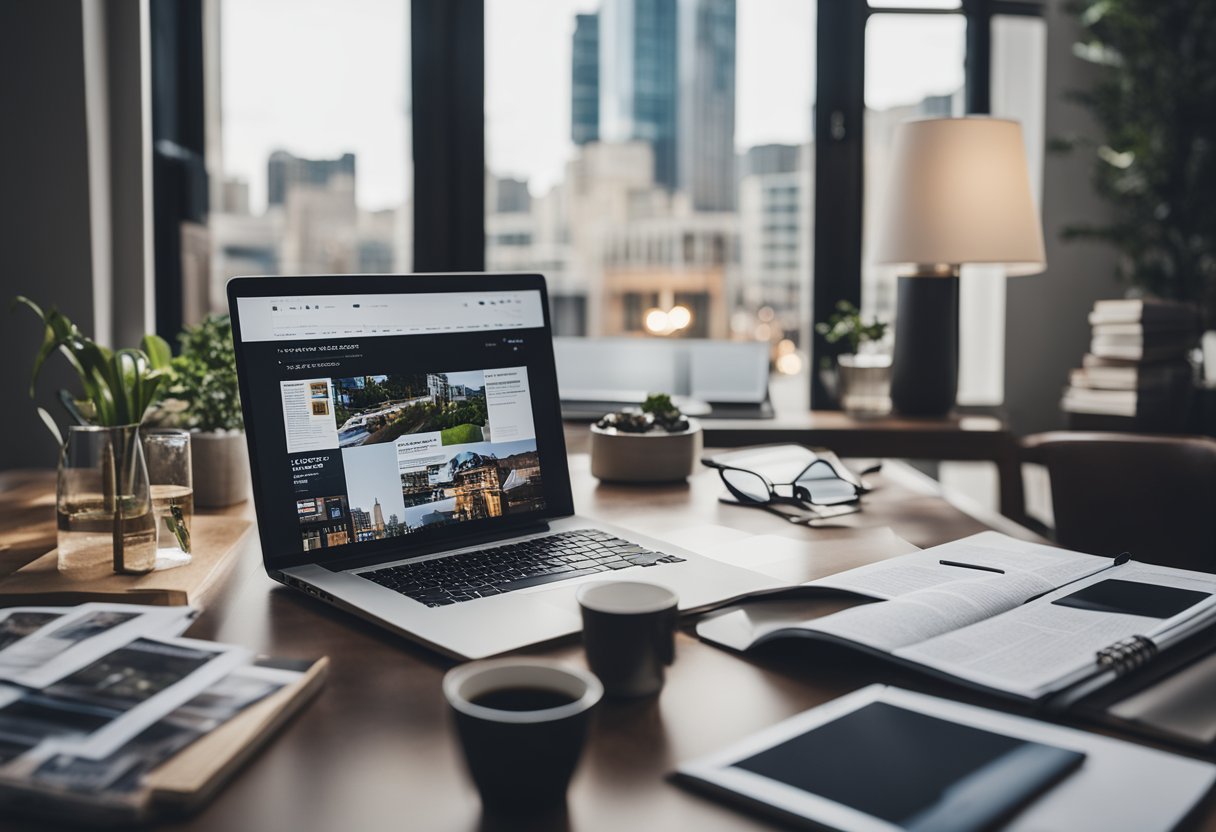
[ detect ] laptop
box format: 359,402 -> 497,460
227,273 -> 784,659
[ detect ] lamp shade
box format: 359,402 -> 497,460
875,117 -> 1046,276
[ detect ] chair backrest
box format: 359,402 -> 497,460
1022,432 -> 1216,572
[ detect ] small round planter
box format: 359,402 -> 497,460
190,430 -> 251,507
590,418 -> 703,483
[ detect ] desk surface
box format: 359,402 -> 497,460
1,459 -> 1212,831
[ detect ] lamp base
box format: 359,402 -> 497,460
890,273 -> 959,417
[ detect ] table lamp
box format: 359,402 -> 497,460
875,116 -> 1045,417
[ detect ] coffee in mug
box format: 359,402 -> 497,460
577,580 -> 678,698
444,659 -> 602,813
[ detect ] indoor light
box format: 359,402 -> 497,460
875,116 -> 1045,416
644,308 -> 670,335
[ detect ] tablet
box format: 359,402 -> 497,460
677,685 -> 1085,832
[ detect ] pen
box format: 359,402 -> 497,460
939,560 -> 1005,574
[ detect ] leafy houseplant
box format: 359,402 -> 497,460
17,297 -> 171,439
1062,0 -> 1216,325
815,301 -> 892,418
590,393 -> 702,482
157,314 -> 250,507
815,301 -> 888,356
17,297 -> 172,574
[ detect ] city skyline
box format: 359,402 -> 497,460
341,444 -> 407,535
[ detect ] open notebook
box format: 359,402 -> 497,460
698,532 -> 1216,701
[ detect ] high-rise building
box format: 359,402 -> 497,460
739,143 -> 813,343
491,176 -> 532,214
572,13 -> 600,146
677,0 -> 736,211
599,0 -> 679,190
373,498 -> 385,534
267,150 -> 356,207
741,144 -> 801,179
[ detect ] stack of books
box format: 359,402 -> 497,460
1062,298 -> 1197,431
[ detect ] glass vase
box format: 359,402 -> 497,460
837,353 -> 893,418
57,424 -> 158,577
142,428 -> 194,570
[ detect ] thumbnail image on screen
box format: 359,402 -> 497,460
283,367 -> 543,553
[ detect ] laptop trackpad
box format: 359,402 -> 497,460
536,584 -> 583,612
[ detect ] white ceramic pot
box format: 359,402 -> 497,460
589,419 -> 703,483
189,430 -> 251,507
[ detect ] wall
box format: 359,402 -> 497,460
0,0 -> 99,470
1003,0 -> 1122,436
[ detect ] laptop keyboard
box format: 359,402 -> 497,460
360,529 -> 685,608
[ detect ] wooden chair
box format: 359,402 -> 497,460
1022,432 -> 1216,572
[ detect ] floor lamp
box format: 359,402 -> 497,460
874,117 -> 1046,417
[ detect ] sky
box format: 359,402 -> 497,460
221,0 -> 965,212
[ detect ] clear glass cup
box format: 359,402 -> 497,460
837,353 -> 893,418
142,429 -> 194,570
57,424 -> 158,576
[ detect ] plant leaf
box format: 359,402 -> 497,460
57,389 -> 91,425
141,334 -> 173,370
36,406 -> 63,447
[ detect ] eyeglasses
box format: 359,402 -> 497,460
705,458 -> 861,508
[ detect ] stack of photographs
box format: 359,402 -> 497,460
0,604 -> 307,819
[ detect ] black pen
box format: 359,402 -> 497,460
939,559 -> 1005,574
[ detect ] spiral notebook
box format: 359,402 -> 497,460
697,532 -> 1216,702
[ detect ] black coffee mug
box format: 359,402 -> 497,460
443,659 -> 603,814
577,581 -> 678,698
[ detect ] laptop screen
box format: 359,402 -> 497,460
229,276 -> 573,568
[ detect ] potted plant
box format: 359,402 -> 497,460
17,297 -> 172,575
590,393 -> 702,483
815,301 -> 891,418
156,314 -> 250,507
1063,0 -> 1216,375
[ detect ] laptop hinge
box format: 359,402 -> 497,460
318,520 -> 554,572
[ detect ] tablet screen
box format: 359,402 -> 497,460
733,702 -> 1080,829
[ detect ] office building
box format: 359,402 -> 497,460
599,0 -> 679,190
599,213 -> 735,338
740,144 -> 802,179
267,150 -> 357,207
677,0 -> 736,211
571,13 -> 600,145
490,176 -> 532,215
372,498 -> 386,536
738,144 -> 813,345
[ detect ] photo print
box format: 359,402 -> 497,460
334,371 -> 487,449
341,444 -> 409,542
397,438 -> 544,533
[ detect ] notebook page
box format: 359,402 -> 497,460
800,571 -> 1054,652
804,533 -> 1109,601
898,563 -> 1216,699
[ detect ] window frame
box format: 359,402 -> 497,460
152,0 -> 1044,400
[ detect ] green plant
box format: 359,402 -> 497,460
815,301 -> 888,355
16,296 -> 172,443
641,392 -> 690,431
595,392 -> 689,433
161,314 -> 244,432
1061,0 -> 1216,323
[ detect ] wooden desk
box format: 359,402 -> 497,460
0,460 -> 1211,831
565,411 -> 1026,522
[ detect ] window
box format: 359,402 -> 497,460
206,0 -> 412,313
862,12 -> 967,326
484,0 -> 815,381
165,0 -> 1044,407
